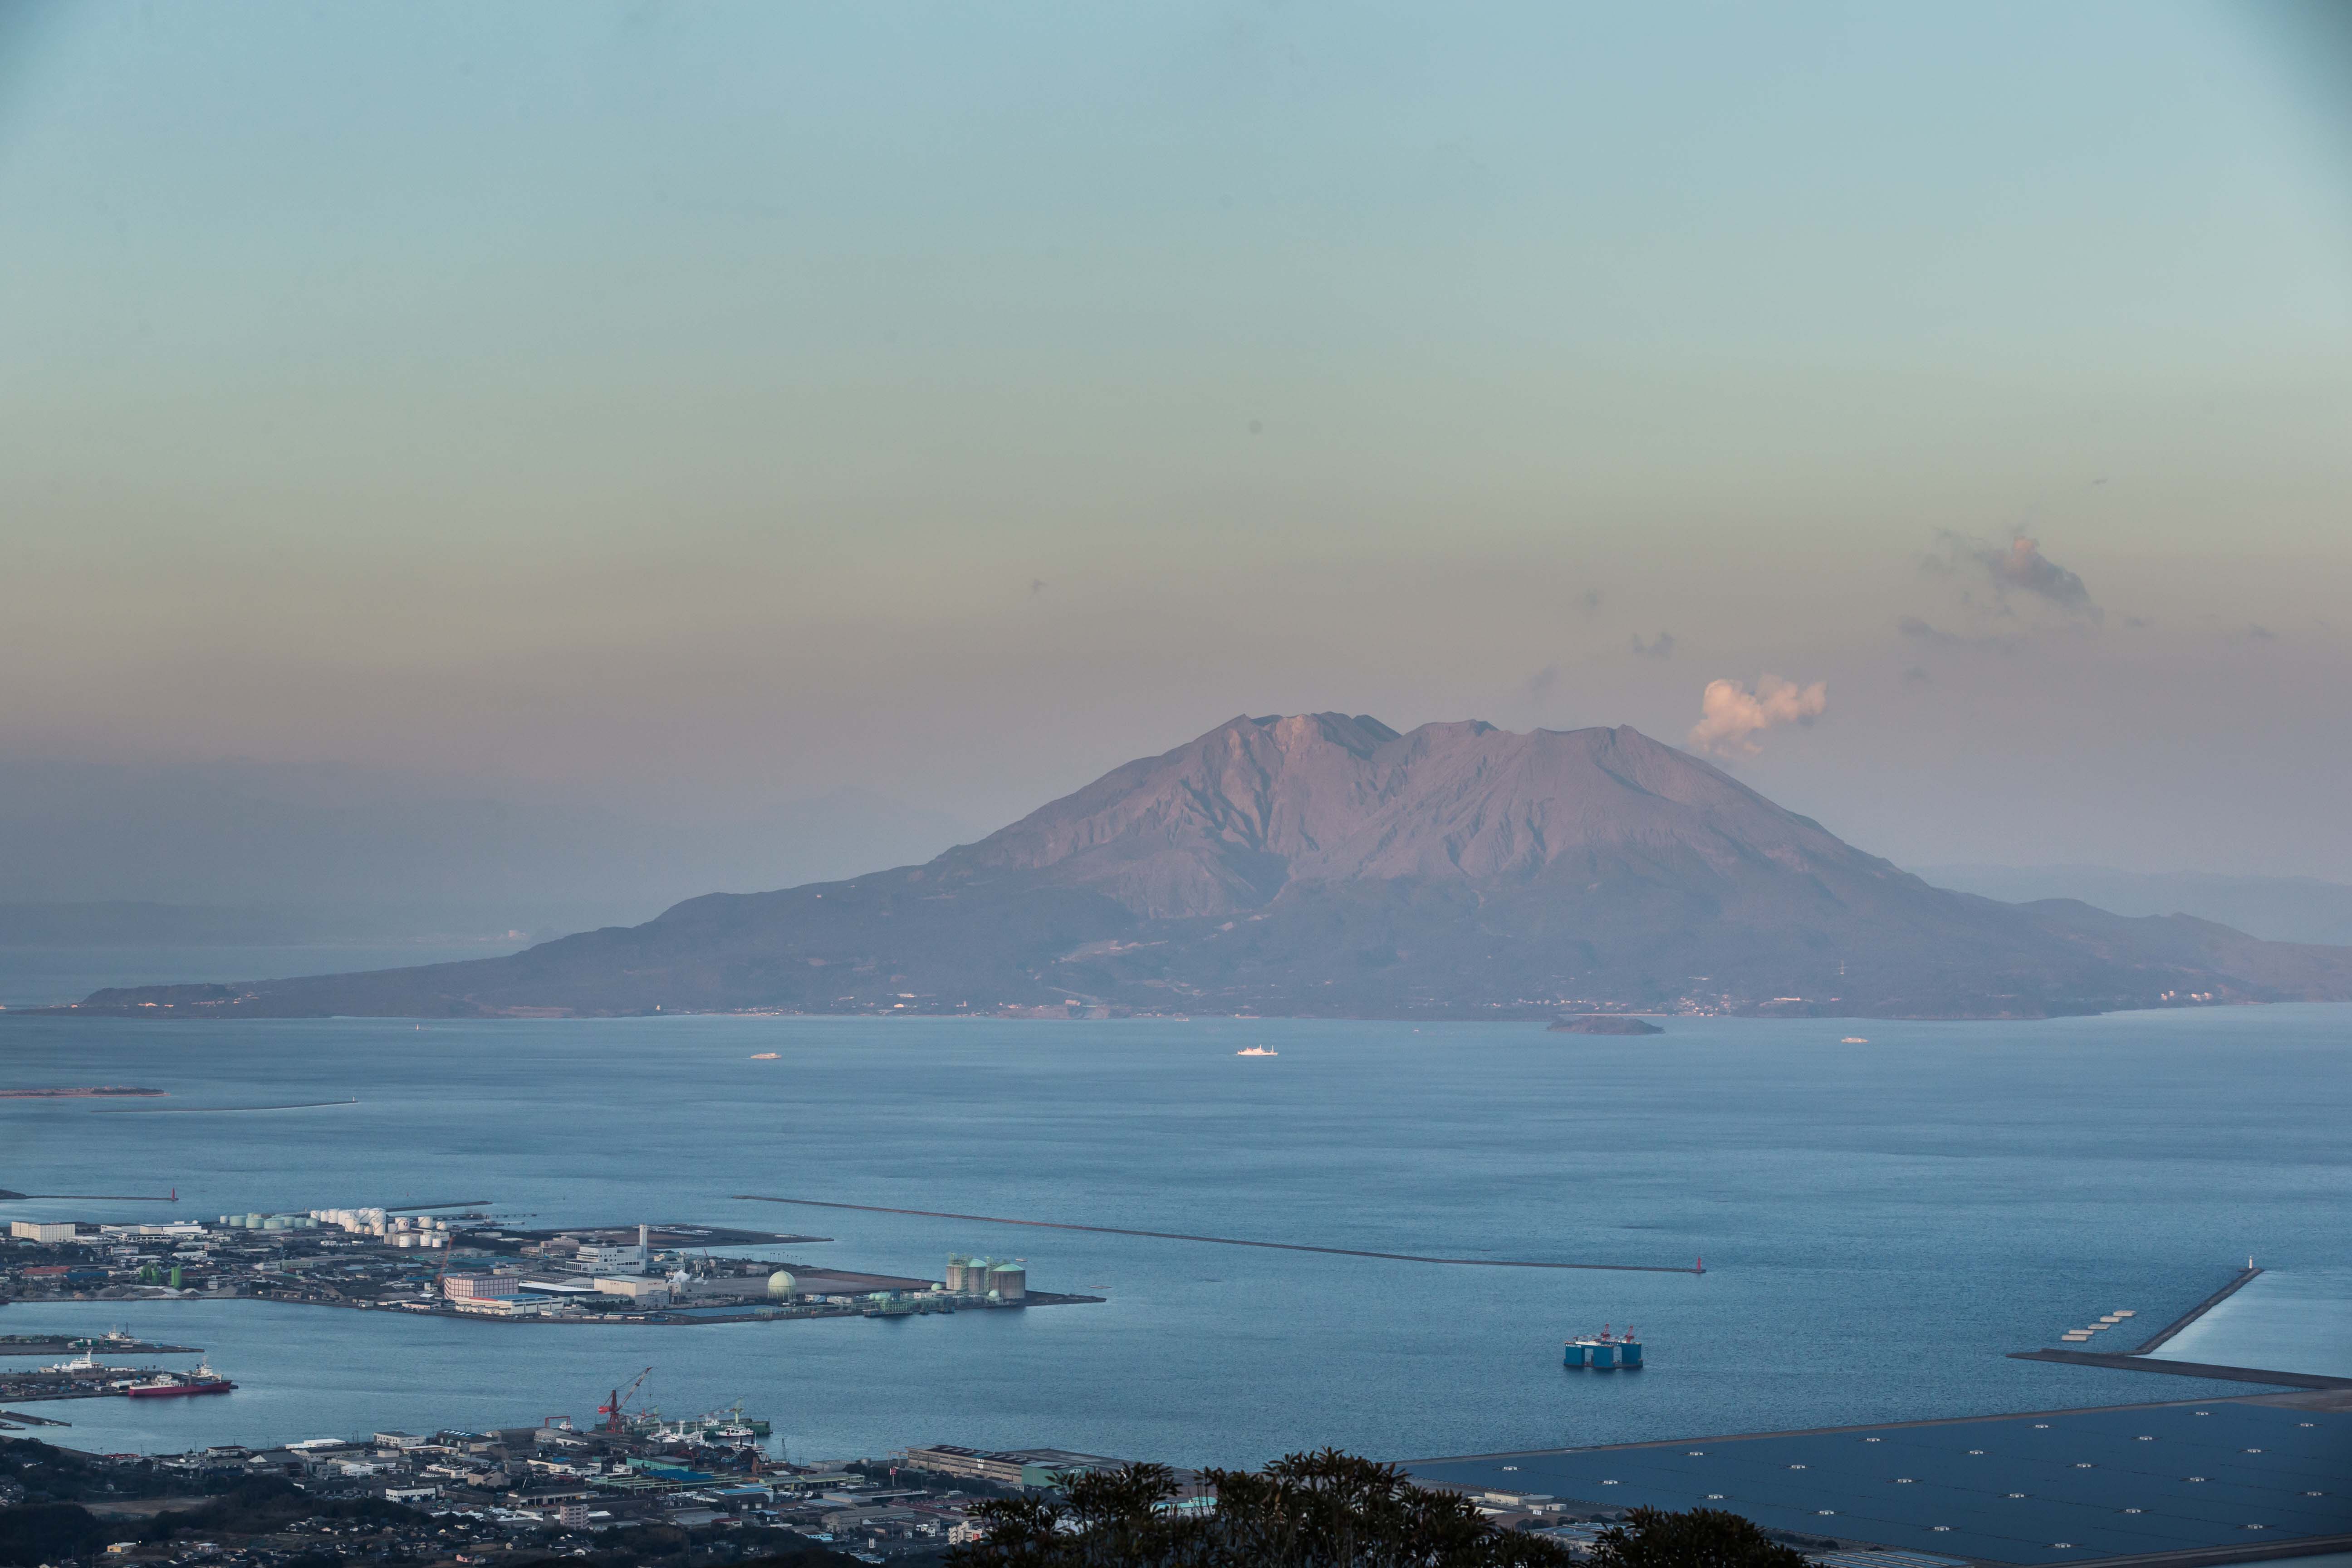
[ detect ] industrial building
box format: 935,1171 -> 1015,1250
901,1445 -> 1124,1489
945,1255 -> 1025,1301
572,1225 -> 652,1273
593,1276 -> 672,1306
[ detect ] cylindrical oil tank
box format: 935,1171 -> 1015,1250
1564,1342 -> 1590,1368
987,1264 -> 1026,1301
244,1213 -> 265,1227
1620,1340 -> 1642,1368
1589,1342 -> 1620,1369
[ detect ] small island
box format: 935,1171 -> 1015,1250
1547,1015 -> 1663,1035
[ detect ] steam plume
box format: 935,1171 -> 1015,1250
1687,674 -> 1827,757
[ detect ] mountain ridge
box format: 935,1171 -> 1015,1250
71,713 -> 2352,1021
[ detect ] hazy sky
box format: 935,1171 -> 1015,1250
4,2 -> 2350,883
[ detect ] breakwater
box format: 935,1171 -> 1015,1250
735,1195 -> 1706,1274
87,1097 -> 359,1114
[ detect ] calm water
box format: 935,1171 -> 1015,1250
0,988 -> 2346,1467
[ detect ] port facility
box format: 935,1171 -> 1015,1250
1408,1393 -> 2351,1567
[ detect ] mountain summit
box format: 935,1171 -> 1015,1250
83,714 -> 2352,1020
956,714 -> 1866,918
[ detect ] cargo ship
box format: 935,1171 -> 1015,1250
1564,1326 -> 1642,1369
632,1402 -> 769,1441
125,1362 -> 234,1399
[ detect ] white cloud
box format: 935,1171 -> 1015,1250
1687,674 -> 1827,757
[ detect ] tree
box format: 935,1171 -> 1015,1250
948,1449 -> 1573,1568
0,1502 -> 114,1566
1587,1507 -> 1808,1568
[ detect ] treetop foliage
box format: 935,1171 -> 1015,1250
948,1449 -> 1805,1568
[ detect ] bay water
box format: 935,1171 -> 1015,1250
0,962 -> 2344,1467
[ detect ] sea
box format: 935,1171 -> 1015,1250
0,945 -> 2346,1469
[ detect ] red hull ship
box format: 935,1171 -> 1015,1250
126,1363 -> 233,1399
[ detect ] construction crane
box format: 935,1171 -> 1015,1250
426,1242 -> 463,1305
599,1366 -> 653,1434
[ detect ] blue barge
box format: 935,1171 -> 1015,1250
1565,1326 -> 1642,1368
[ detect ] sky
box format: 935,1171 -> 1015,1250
3,0 -> 2351,896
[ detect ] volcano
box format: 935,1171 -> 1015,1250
82,713 -> 2352,1020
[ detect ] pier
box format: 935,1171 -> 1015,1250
0,1337 -> 201,1358
0,1363 -> 190,1403
2006,1349 -> 2352,1391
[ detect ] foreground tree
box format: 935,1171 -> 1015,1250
1588,1507 -> 1808,1568
950,1449 -> 1572,1568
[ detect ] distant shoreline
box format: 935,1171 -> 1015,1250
0,1086 -> 166,1098
5,999 -> 2266,1024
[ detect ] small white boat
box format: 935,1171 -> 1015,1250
1235,1047 -> 1278,1057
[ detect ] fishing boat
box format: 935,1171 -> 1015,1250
1235,1047 -> 1278,1057
125,1361 -> 235,1398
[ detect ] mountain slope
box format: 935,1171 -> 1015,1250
78,714 -> 2352,1020
1919,864 -> 2352,947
